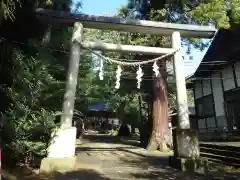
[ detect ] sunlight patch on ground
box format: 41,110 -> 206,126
75,139 -> 81,147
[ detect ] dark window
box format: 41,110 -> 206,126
224,89 -> 240,130
196,95 -> 214,117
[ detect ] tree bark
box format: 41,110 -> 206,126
140,96 -> 153,148
147,63 -> 171,151
139,94 -> 144,145
131,124 -> 135,134
117,101 -> 126,125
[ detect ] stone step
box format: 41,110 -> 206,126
200,143 -> 240,167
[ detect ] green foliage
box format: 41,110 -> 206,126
3,109 -> 58,160
186,0 -> 240,29
0,43 -> 63,164
189,0 -> 230,28
0,0 -> 77,22
0,0 -> 86,167
0,0 -> 20,21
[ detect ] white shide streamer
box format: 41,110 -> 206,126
99,58 -> 104,80
152,61 -> 159,77
136,65 -> 143,89
115,65 -> 122,89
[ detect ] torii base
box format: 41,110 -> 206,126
47,127 -> 77,158
169,128 -> 209,174
40,156 -> 77,173
40,127 -> 77,173
169,156 -> 209,174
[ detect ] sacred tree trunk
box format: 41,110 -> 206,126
117,101 -> 130,137
147,63 -> 171,151
139,95 -> 152,148
117,101 -> 126,125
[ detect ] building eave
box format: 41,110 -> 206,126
193,28 -> 240,78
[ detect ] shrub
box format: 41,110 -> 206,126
2,108 -> 60,167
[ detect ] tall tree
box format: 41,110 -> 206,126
147,62 -> 170,150
0,0 -> 85,166
118,1 -> 175,150
189,0 -> 240,29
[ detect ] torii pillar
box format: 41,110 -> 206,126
169,31 -> 208,173
40,22 -> 83,172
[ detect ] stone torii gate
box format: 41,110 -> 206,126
36,8 -> 216,172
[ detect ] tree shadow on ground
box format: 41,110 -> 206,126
4,167 -> 110,180
75,146 -> 240,179
129,169 -> 240,180
52,169 -> 110,180
75,134 -> 240,180
115,148 -> 240,180
82,134 -> 140,147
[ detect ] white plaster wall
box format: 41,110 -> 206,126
194,81 -> 202,99
202,79 -> 211,96
211,72 -> 225,117
234,61 -> 240,87
222,65 -> 235,91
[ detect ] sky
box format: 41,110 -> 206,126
76,0 -> 209,77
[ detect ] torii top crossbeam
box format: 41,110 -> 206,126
36,8 -> 216,39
